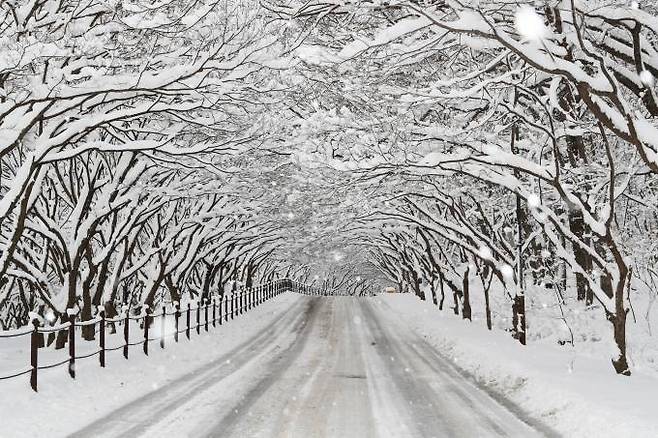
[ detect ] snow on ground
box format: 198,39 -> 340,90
377,293 -> 658,438
0,292 -> 302,438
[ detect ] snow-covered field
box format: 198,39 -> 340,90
379,293 -> 658,437
0,293 -> 301,438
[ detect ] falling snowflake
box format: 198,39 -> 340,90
515,6 -> 547,41
501,264 -> 514,279
640,70 -> 654,87
45,309 -> 56,323
478,246 -> 492,260
527,193 -> 541,208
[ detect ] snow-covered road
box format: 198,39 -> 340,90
69,296 -> 545,437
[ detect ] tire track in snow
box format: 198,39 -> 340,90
68,296 -> 312,438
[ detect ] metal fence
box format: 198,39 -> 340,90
0,278 -> 332,392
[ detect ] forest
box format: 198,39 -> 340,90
1,0 -> 657,378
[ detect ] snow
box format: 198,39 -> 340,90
0,293 -> 300,438
379,293 -> 658,437
640,70 -> 654,87
514,6 -> 547,42
500,264 -> 514,279
527,193 -> 541,209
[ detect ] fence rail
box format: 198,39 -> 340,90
0,278 -> 333,391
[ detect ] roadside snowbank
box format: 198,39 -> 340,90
377,293 -> 658,438
0,293 -> 302,438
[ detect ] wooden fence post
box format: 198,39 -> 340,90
143,308 -> 149,356
212,298 -> 217,328
68,314 -> 76,379
30,320 -> 39,392
160,306 -> 166,349
186,303 -> 191,340
196,301 -> 201,335
204,299 -> 208,332
99,310 -> 106,368
219,296 -> 224,325
174,304 -> 180,343
123,310 -> 129,360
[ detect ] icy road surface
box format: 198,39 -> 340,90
70,296 -> 544,437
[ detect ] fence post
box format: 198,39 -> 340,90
123,310 -> 129,360
186,303 -> 191,340
143,308 -> 149,356
204,299 -> 209,332
160,306 -> 166,349
30,319 -> 39,392
174,304 -> 180,343
212,298 -> 217,328
99,310 -> 106,368
230,294 -> 234,320
196,301 -> 201,335
219,296 -> 224,325
68,314 -> 76,379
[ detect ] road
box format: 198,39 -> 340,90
69,296 -> 548,438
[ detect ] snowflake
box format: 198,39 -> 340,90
640,70 -> 654,87
478,246 -> 492,260
501,264 -> 514,279
528,193 -> 541,208
515,6 -> 547,42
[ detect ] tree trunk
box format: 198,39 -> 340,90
609,309 -> 630,376
437,271 -> 445,310
607,261 -> 631,376
569,209 -> 593,302
484,286 -> 492,330
515,294 -> 526,345
462,265 -> 472,321
430,276 -> 438,306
